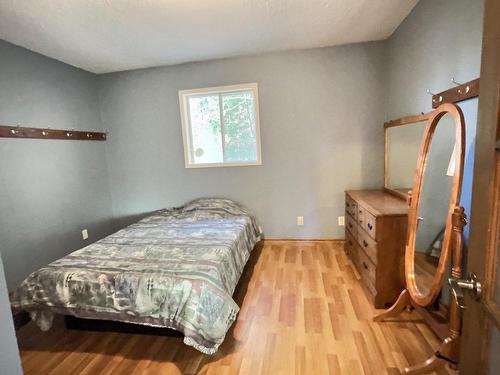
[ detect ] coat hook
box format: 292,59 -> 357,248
427,89 -> 443,104
451,77 -> 470,95
459,85 -> 470,95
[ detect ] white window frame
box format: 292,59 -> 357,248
178,83 -> 262,168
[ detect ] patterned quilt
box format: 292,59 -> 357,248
11,198 -> 261,354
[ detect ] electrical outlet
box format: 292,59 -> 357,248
338,216 -> 345,226
296,216 -> 304,226
82,229 -> 89,240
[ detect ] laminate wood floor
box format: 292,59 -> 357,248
16,241 -> 455,375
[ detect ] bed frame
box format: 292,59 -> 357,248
64,315 -> 183,337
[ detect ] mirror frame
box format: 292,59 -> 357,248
384,112 -> 432,200
405,103 -> 465,307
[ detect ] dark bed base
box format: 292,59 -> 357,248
64,315 -> 183,337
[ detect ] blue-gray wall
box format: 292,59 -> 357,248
0,0 -> 485,290
0,253 -> 22,374
0,0 -> 486,369
97,44 -> 387,239
384,0 -> 483,242
385,0 -> 483,119
0,39 -> 114,290
96,0 -> 483,240
384,0 -> 483,302
97,0 -> 484,241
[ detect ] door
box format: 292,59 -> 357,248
459,0 -> 500,373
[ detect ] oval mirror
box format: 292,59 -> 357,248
406,103 -> 465,307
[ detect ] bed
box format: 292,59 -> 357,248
11,198 -> 261,354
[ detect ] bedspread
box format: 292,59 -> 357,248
11,198 -> 261,354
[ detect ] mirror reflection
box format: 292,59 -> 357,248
414,113 -> 456,296
386,121 -> 427,196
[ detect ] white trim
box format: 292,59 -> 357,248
179,82 -> 258,97
178,83 -> 262,169
218,92 -> 227,161
185,160 -> 262,169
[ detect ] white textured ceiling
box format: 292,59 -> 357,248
0,0 -> 419,74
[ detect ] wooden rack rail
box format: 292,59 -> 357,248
431,78 -> 480,108
0,125 -> 106,141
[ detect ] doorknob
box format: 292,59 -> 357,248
448,273 -> 482,309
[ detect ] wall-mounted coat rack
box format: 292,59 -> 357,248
429,77 -> 480,108
0,125 -> 106,141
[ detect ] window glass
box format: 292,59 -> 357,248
179,83 -> 261,168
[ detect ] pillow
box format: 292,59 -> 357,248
182,198 -> 252,217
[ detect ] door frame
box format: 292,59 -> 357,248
459,0 -> 500,372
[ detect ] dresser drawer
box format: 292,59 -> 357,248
357,206 -> 377,239
346,231 -> 361,268
356,205 -> 364,226
345,229 -> 356,255
345,212 -> 358,236
345,195 -> 358,220
357,246 -> 376,286
357,228 -> 377,264
363,275 -> 377,297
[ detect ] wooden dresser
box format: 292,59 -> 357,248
344,190 -> 408,308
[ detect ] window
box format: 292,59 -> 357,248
179,83 -> 261,168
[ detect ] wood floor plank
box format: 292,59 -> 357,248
16,240 -> 456,375
295,345 -> 306,375
278,292 -> 296,327
327,353 -> 341,374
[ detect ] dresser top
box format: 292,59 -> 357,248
346,190 -> 408,216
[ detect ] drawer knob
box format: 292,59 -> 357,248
363,240 -> 368,248
362,261 -> 368,270
367,223 -> 373,230
348,223 -> 353,228
346,202 -> 350,207
349,240 -> 353,246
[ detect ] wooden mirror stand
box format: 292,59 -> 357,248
375,103 -> 467,374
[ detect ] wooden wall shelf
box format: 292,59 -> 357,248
431,78 -> 480,108
0,125 -> 106,141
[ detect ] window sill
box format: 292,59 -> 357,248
185,161 -> 262,169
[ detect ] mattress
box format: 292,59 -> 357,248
11,198 -> 261,354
